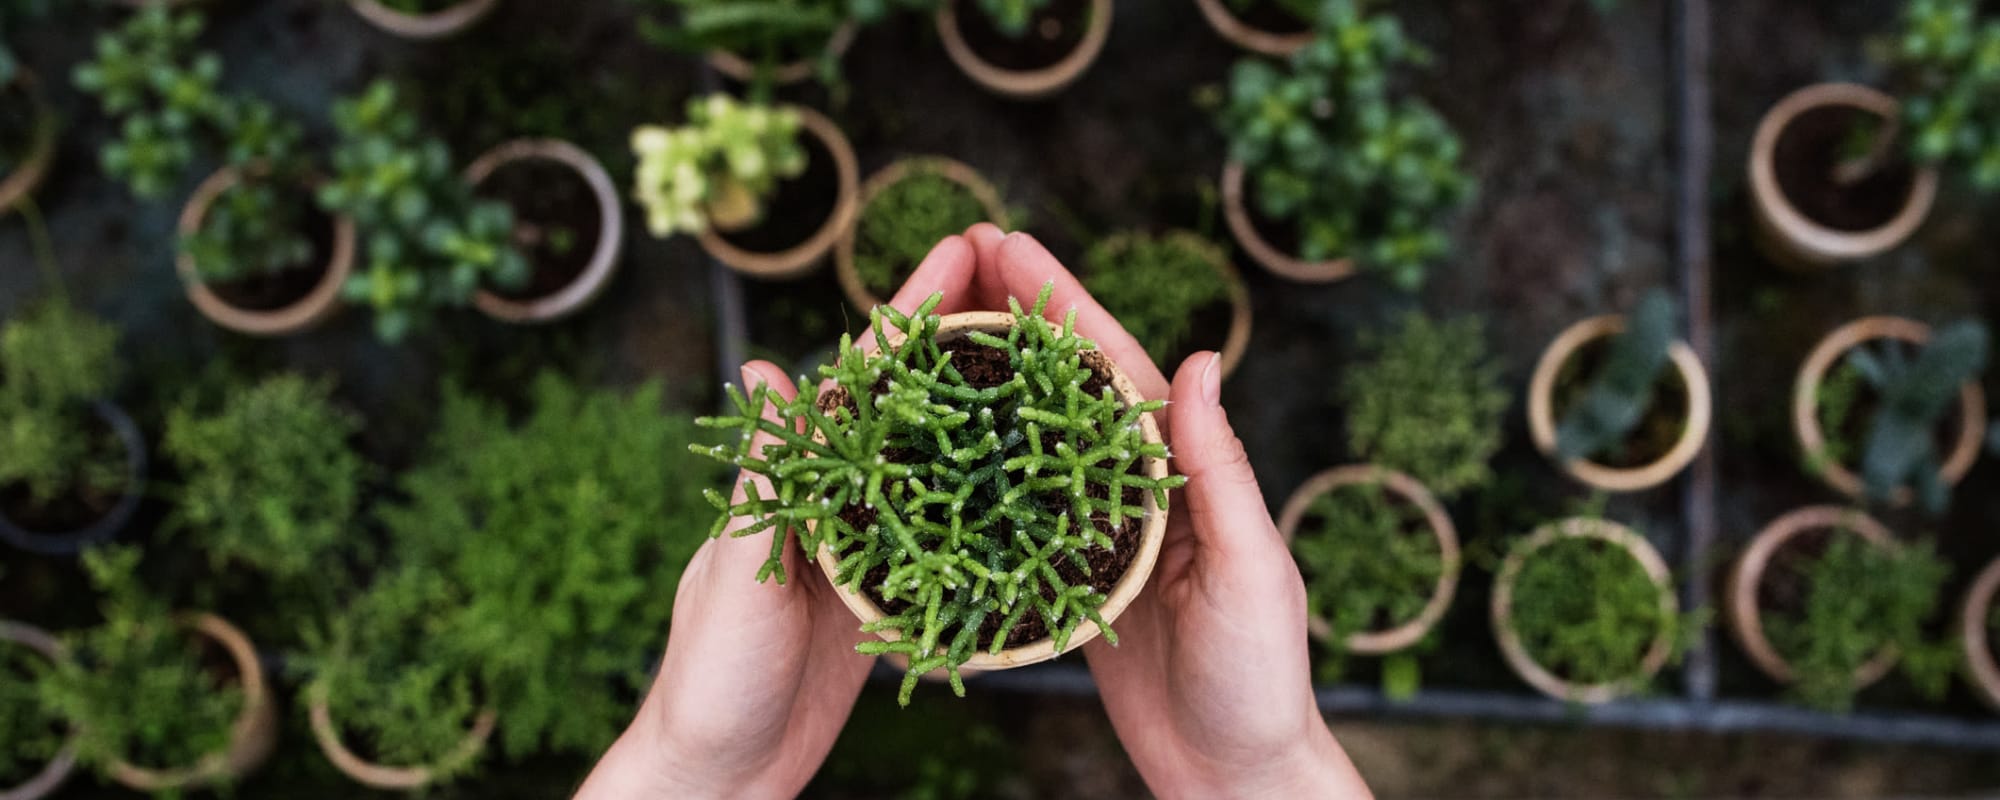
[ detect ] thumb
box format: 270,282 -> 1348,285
1167,351 -> 1282,560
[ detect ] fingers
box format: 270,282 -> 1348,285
715,361 -> 803,578
887,235 -> 976,318
962,222 -> 1010,310
1167,351 -> 1281,560
994,232 -> 1171,403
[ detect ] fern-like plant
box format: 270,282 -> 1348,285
851,164 -> 993,301
1340,313 -> 1508,498
630,94 -> 806,238
1290,480 -> 1445,696
1505,528 -> 1693,689
694,286 -> 1186,705
1079,231 -> 1232,366
1554,290 -> 1679,464
1886,0 -> 2000,191
0,303 -> 127,510
1762,530 -> 1953,712
1835,320 -> 1989,514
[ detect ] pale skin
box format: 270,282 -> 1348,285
575,225 -> 1372,799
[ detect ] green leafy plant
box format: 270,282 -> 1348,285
630,0 -> 919,87
1340,313 -> 1508,498
0,302 -> 126,509
630,94 -> 806,238
1838,320 -> 1988,513
852,164 -> 992,300
694,286 -> 1186,705
1763,529 -> 1954,712
1886,0 -> 2000,190
1506,528 -> 1694,688
1555,290 -> 1679,464
975,0 -> 1051,37
1290,480 -> 1445,696
1080,231 -> 1232,366
1214,0 -> 1472,290
0,630 -> 61,785
320,81 -> 527,342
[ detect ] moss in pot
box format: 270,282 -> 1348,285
0,303 -> 138,543
1757,527 -> 1953,712
1808,320 -> 1987,514
1288,478 -> 1448,696
849,161 -> 1000,305
1340,313 -> 1510,499
1079,230 -> 1238,377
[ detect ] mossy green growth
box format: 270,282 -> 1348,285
1505,531 -> 1683,688
1764,530 -> 1953,713
696,286 -> 1186,705
1080,230 -> 1232,366
0,632 -> 62,785
0,303 -> 126,508
1339,313 -> 1507,499
853,165 -> 994,301
1291,480 -> 1446,700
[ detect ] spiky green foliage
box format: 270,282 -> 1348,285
0,632 -> 61,784
1215,0 -> 1472,290
1080,231 -> 1232,366
976,0 -> 1052,37
1763,530 -> 1953,712
852,164 -> 994,300
1292,482 -> 1445,646
162,375 -> 363,578
39,548 -> 244,774
1841,320 -> 1988,513
1889,0 -> 2000,190
1506,531 -> 1682,687
321,81 -> 527,343
1340,314 -> 1508,498
0,303 -> 126,507
631,94 -> 806,238
1555,290 -> 1678,463
695,286 -> 1185,705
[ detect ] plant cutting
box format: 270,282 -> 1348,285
347,0 -> 501,39
1,619 -> 76,800
630,0 -> 877,86
1726,506 -> 1955,712
1195,0 -> 1313,57
1214,0 -> 1472,287
464,139 -> 624,323
1078,230 -> 1251,381
835,156 -> 1005,311
1794,316 -> 1988,512
0,302 -> 145,556
935,0 -> 1113,99
693,288 -> 1184,705
632,94 -> 859,278
1340,313 -> 1510,499
1527,290 -> 1713,493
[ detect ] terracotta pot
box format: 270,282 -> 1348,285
0,621 -> 78,800
464,138 -> 623,323
1491,518 -> 1678,704
0,71 -> 55,218
812,311 -> 1171,670
1725,506 -> 1899,689
1079,230 -> 1253,382
175,164 -> 356,337
1192,0 -> 1311,57
696,106 -> 859,280
1220,161 -> 1354,283
307,681 -> 497,791
1275,465 -> 1460,655
347,0 -> 498,39
1962,557 -> 2000,710
834,156 -> 1007,312
706,23 -> 858,86
1792,316 -> 1985,506
0,400 -> 147,556
1747,83 -> 1938,269
107,613 -> 277,793
1526,314 -> 1714,493
936,0 -> 1112,99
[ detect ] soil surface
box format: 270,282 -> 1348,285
474,157 -> 602,301
204,181 -> 339,313
956,0 -> 1091,72
1771,105 -> 1919,232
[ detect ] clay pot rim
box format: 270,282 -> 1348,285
1725,506 -> 1899,689
935,0 -> 1113,100
346,0 -> 499,39
306,680 -> 498,791
809,311 -> 1171,671
1960,556 -> 2000,710
1491,517 -> 1679,704
107,613 -> 276,792
175,163 -> 357,337
0,70 -> 56,217
696,106 -> 859,280
1791,315 -> 1986,506
1192,0 -> 1312,57
706,23 -> 859,86
1078,229 -> 1254,383
1747,82 -> 1939,267
834,156 -> 1008,313
465,138 -> 624,324
0,400 -> 148,556
0,620 -> 80,800
1526,314 -> 1714,493
1220,162 -> 1355,284
1274,465 -> 1461,655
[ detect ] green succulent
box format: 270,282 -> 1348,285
1080,231 -> 1233,367
1888,0 -> 2000,190
852,163 -> 995,301
0,630 -> 62,784
0,303 -> 126,508
1841,320 -> 1987,514
1554,290 -> 1679,464
1340,313 -> 1508,498
630,94 -> 806,238
1763,528 -> 1953,712
1505,526 -> 1691,689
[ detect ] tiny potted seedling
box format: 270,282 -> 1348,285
630,0 -> 868,86
1793,316 -> 1987,512
347,0 -> 500,39
1727,506 -> 1955,712
634,94 -> 858,279
1959,553 -> 2000,710
0,303 -> 145,556
1079,230 -> 1251,381
0,3 -> 55,216
835,156 -> 1005,311
464,138 -> 625,323
1196,0 -> 1313,56
695,287 -> 1185,705
936,0 -> 1113,99
1528,290 -> 1714,493
1,620 -> 76,800
1213,0 -> 1472,287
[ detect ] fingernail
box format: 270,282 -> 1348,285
739,364 -> 759,392
1200,352 -> 1222,407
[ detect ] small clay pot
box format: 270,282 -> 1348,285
696,106 -> 859,280
0,400 -> 147,557
1220,161 -> 1354,283
1725,506 -> 1900,689
347,0 -> 498,39
307,681 -> 497,791
1491,518 -> 1678,704
834,156 -> 1007,312
811,312 -> 1171,670
1275,465 -> 1460,655
1527,314 -> 1714,493
0,71 -> 56,217
0,620 -> 78,800
107,613 -> 277,793
1792,316 -> 1985,506
1962,556 -> 2000,711
936,0 -> 1112,100
1747,83 -> 1938,269
1080,230 -> 1253,382
1192,0 -> 1311,57
176,164 -> 356,337
706,23 -> 858,86
464,138 -> 623,324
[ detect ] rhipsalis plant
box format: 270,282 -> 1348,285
0,628 -> 62,786
1215,0 -> 1472,290
1080,231 -> 1232,366
695,286 -> 1185,705
631,94 -> 806,238
1835,319 -> 1988,514
1290,480 -> 1446,697
1555,290 -> 1680,464
1763,530 -> 1953,712
852,163 -> 994,301
1506,528 -> 1695,688
1886,0 -> 2000,191
0,302 -> 127,511
1340,313 -> 1508,498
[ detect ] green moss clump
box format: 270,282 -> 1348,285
1292,483 -> 1445,644
1506,533 -> 1672,688
1339,313 -> 1507,499
1764,531 -> 1953,712
1081,231 -> 1233,366
853,165 -> 993,300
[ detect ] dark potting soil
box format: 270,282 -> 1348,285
716,129 -> 839,255
1231,0 -> 1311,35
474,158 -> 602,301
205,183 -> 339,313
0,81 -> 37,175
0,413 -> 127,533
956,0 -> 1092,72
1552,339 -> 1690,469
1771,106 -> 1920,233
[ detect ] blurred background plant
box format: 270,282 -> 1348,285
1340,313 -> 1508,498
976,0 -> 1051,37
0,0 -> 50,87
0,618 -> 62,787
0,303 -> 125,511
1838,319 -> 1987,513
851,162 -> 992,299
629,0 -> 927,89
1763,531 -> 1954,713
1554,289 -> 1678,464
631,94 -> 805,238
1291,479 -> 1445,699
1079,231 -> 1231,366
1886,0 -> 2000,190
1505,523 -> 1695,690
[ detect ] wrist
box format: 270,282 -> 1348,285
1149,725 -> 1361,799
578,700 -> 788,800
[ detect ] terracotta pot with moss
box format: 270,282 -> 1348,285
347,0 -> 499,39
1,621 -> 78,800
1527,296 -> 1714,493
1792,316 -> 1986,506
307,682 -> 498,791
707,23 -> 859,86
694,107 -> 860,279
1193,0 -> 1311,57
464,138 -> 623,323
937,0 -> 1112,99
1276,465 -> 1459,654
0,71 -> 56,217
106,614 -> 278,793
1491,518 -> 1679,704
1748,83 -> 1938,269
1725,507 -> 1900,695
176,164 -> 357,337
835,156 -> 1007,312
1079,230 -> 1253,381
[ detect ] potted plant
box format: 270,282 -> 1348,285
1195,0 -> 1312,57
936,0 -> 1113,99
0,303 -> 146,556
38,548 -> 276,793
1491,517 -> 1690,704
629,0 -> 866,86
694,287 -> 1185,705
1340,313 -> 1510,500
0,65 -> 54,215
1,620 -> 76,800
632,94 -> 859,279
463,138 -> 624,323
1725,506 -> 1955,712
1527,290 -> 1714,493
1793,316 -> 1987,512
834,156 -> 1005,311
1960,555 -> 2000,710
1078,230 -> 1251,381
347,0 -> 500,39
